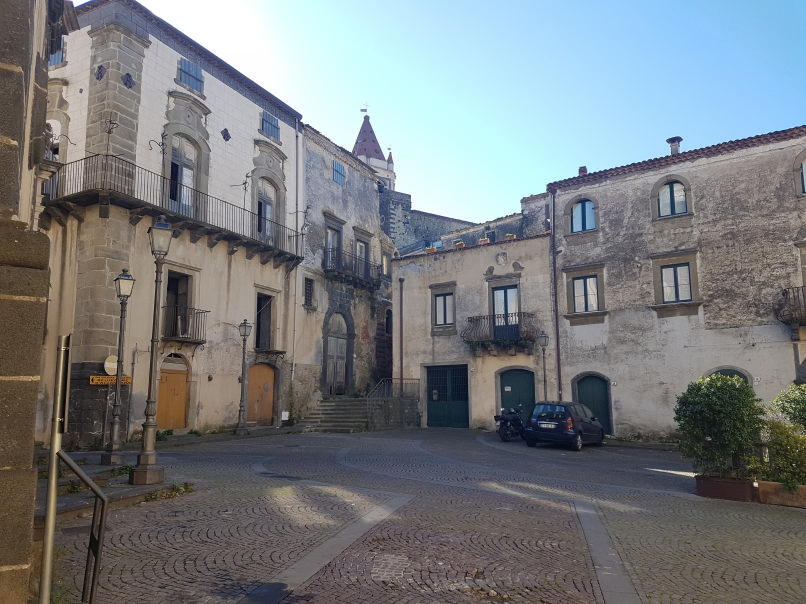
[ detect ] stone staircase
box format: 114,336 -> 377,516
300,398 -> 369,433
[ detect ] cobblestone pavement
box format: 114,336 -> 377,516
52,429 -> 806,603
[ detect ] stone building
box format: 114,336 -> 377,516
0,0 -> 77,599
394,126 -> 806,438
36,0 -> 395,447
394,235 -> 553,428
521,130 -> 806,438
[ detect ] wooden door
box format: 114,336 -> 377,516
326,336 -> 346,394
576,375 -> 611,434
156,368 -> 188,429
248,364 -> 274,425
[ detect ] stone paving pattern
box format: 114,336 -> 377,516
51,430 -> 806,603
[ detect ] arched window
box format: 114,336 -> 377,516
256,178 -> 276,242
658,181 -> 687,217
170,135 -> 198,217
571,199 -> 595,232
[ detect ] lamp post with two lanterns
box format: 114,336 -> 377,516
130,216 -> 172,485
101,268 -> 135,465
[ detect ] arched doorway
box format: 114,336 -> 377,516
574,374 -> 612,434
248,363 -> 275,425
500,369 -> 535,416
157,353 -> 188,429
710,367 -> 750,384
325,313 -> 347,395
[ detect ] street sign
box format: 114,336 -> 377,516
90,375 -> 132,385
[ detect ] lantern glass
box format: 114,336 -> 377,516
238,319 -> 252,339
114,268 -> 135,300
538,331 -> 549,350
148,216 -> 173,257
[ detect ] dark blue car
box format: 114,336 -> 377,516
524,402 -> 605,451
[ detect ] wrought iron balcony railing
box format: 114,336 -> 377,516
323,247 -> 382,286
162,306 -> 209,343
460,312 -> 540,344
775,286 -> 806,325
43,154 -> 301,256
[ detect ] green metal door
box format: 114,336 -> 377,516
426,365 -> 469,428
500,369 -> 535,417
576,375 -> 612,434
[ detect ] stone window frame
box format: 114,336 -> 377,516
163,91 -> 212,211
650,174 -> 693,223
562,263 -> 607,325
563,194 -> 600,244
430,281 -> 457,336
649,249 -> 702,317
793,148 -> 806,198
251,139 -> 288,237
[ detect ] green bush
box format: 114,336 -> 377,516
773,383 -> 806,430
746,420 -> 806,492
674,374 -> 764,478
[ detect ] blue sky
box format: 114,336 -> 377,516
77,0 -> 806,223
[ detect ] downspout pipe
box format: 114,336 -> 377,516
549,188 -> 563,400
398,277 -> 404,396
290,118 -> 301,418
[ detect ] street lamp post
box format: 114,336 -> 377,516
538,331 -> 549,401
235,319 -> 252,435
130,216 -> 172,485
101,268 -> 135,466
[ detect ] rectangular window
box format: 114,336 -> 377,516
304,278 -> 314,307
802,160 -> 806,194
573,276 -> 599,312
333,160 -> 346,185
661,263 -> 692,303
382,253 -> 390,276
260,111 -> 279,139
493,284 -> 520,340
48,36 -> 64,66
256,293 -> 272,349
179,58 -> 203,93
434,293 -> 455,326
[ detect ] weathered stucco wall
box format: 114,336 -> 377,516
549,136 -> 806,437
394,236 -> 552,429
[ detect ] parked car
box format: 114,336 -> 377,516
524,402 -> 604,451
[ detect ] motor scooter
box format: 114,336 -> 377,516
494,405 -> 525,442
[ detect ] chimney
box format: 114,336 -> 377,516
578,166 -> 587,176
666,136 -> 683,155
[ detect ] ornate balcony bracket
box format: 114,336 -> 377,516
774,287 -> 806,341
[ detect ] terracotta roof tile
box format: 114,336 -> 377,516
546,124 -> 806,192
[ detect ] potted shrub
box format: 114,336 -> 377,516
478,237 -> 490,245
505,233 -> 516,240
454,241 -> 465,249
747,385 -> 806,507
674,374 -> 764,501
426,246 -> 437,253
748,419 -> 806,507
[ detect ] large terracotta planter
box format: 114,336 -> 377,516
757,481 -> 806,508
695,475 -> 757,502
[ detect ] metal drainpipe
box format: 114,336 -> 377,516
398,277 -> 404,388
549,189 -> 563,400
290,119 -> 301,391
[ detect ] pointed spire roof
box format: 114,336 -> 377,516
352,115 -> 386,162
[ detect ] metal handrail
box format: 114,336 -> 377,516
323,247 -> 382,282
460,312 -> 540,343
44,154 -> 301,255
57,451 -> 109,604
162,306 -> 209,342
366,378 -> 420,400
